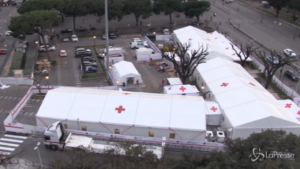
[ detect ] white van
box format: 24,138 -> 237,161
135,47 -> 154,56
130,39 -> 149,49
99,47 -> 126,58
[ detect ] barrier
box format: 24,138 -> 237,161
0,77 -> 33,86
155,35 -> 172,41
145,36 -> 161,53
137,53 -> 162,62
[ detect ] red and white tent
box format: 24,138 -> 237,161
205,101 -> 222,125
163,85 -> 199,96
278,100 -> 300,122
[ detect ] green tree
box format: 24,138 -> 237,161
184,1 -> 210,21
152,0 -> 184,24
57,0 -> 90,32
9,10 -> 59,61
87,0 -> 124,21
267,0 -> 291,17
17,0 -> 59,14
123,0 -> 152,26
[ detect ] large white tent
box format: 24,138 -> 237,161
195,57 -> 300,139
36,87 -> 207,141
278,100 -> 300,122
163,85 -> 199,96
172,26 -> 251,62
111,61 -> 143,86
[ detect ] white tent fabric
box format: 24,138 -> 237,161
172,26 -> 251,62
36,87 -> 207,131
278,100 -> 300,122
196,57 -> 300,129
111,61 -> 143,85
205,101 -> 222,125
163,85 -> 199,96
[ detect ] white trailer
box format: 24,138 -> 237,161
43,121 -> 165,159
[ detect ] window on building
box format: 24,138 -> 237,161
114,129 -> 120,134
81,126 -> 87,131
169,133 -> 175,139
148,131 -> 154,137
64,124 -> 68,129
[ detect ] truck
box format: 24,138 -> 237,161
135,47 -> 155,56
43,121 -> 165,158
99,47 -> 126,58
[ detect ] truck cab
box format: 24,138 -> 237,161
43,121 -> 65,150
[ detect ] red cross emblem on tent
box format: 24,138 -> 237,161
179,86 -> 186,92
210,106 -> 218,112
188,38 -> 192,40
207,39 -> 210,41
232,53 -> 236,56
249,82 -> 255,86
225,47 -> 229,50
215,37 -> 218,39
297,111 -> 300,116
168,87 -> 172,90
285,103 -> 292,108
122,93 -> 130,95
220,83 -> 229,87
115,106 -> 125,113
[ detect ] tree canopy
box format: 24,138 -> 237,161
17,0 -> 59,14
184,1 -> 210,21
152,0 -> 184,24
267,0 -> 292,17
123,0 -> 152,26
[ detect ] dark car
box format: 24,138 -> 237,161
80,65 -> 97,73
266,56 -> 279,64
75,27 -> 88,32
83,56 -> 96,62
284,70 -> 299,81
101,33 -> 106,40
81,63 -> 97,69
61,29 -> 72,34
109,32 -> 118,39
75,51 -> 92,58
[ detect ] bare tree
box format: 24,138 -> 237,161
231,42 -> 261,67
256,50 -> 297,89
0,149 -> 24,166
163,42 -> 209,84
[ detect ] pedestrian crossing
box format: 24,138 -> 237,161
0,96 -> 43,102
0,134 -> 27,156
0,109 -> 36,116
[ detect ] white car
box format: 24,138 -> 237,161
163,29 -> 170,35
5,31 -> 12,36
283,49 -> 296,57
60,50 -> 67,57
39,45 -> 56,52
62,37 -> 69,42
71,35 -> 78,42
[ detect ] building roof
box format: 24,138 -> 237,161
113,61 -> 140,77
197,58 -> 300,128
173,26 -> 251,62
164,85 -> 199,94
36,87 -> 207,131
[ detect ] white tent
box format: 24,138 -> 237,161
111,61 -> 143,86
205,101 -> 222,125
163,85 -> 199,96
195,57 -> 300,139
278,100 -> 300,122
36,87 -> 207,141
172,26 -> 251,62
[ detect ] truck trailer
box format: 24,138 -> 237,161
43,121 -> 165,158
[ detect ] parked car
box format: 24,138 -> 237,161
83,56 -> 96,62
75,27 -> 88,32
266,56 -> 279,64
284,70 -> 299,81
80,65 -> 97,73
109,32 -> 118,39
163,29 -> 170,35
75,51 -> 92,58
61,29 -> 72,34
5,31 -> 12,36
81,63 -> 97,68
82,61 -> 97,66
191,21 -> 203,27
62,37 -> 69,42
39,45 -> 56,52
76,48 -> 92,53
283,48 -> 296,58
101,33 -> 106,40
71,35 -> 78,42
225,0 -> 233,3
0,48 -> 7,55
60,50 -> 67,57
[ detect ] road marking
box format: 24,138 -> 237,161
0,96 -> 3,99
0,146 -> 15,151
31,99 -> 36,101
8,97 -> 13,100
0,142 -> 19,147
29,112 -> 34,116
4,97 -> 7,99
13,97 -> 17,100
0,138 -> 24,143
24,112 -> 28,115
18,98 -> 21,100
4,135 -> 27,140
0,151 -> 10,155
36,99 -> 40,102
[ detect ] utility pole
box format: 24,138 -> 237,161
105,0 -> 109,71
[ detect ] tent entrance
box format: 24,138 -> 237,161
127,77 -> 134,85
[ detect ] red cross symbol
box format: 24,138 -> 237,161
210,106 -> 217,112
188,38 -> 192,40
192,86 -> 196,89
168,87 -> 172,90
232,53 -> 236,56
179,86 -> 186,92
249,82 -> 255,86
215,37 -> 218,39
226,47 -> 229,50
220,83 -> 229,87
207,39 -> 210,41
115,106 -> 125,113
122,93 -> 130,95
285,104 -> 292,108
297,111 -> 300,116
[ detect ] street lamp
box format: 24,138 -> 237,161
200,85 -> 210,100
93,36 -> 96,46
35,41 -> 38,44
45,76 -> 49,90
34,142 -> 43,168
116,81 -> 119,90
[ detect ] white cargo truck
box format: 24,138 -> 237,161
43,121 -> 165,158
99,47 -> 126,58
135,47 -> 154,56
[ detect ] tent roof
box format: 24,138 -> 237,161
278,100 -> 300,121
167,78 -> 183,85
113,61 -> 140,77
198,58 -> 300,128
173,26 -> 251,62
164,85 -> 199,94
205,101 -> 222,115
36,87 -> 207,131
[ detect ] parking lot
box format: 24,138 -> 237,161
37,35 -> 171,93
